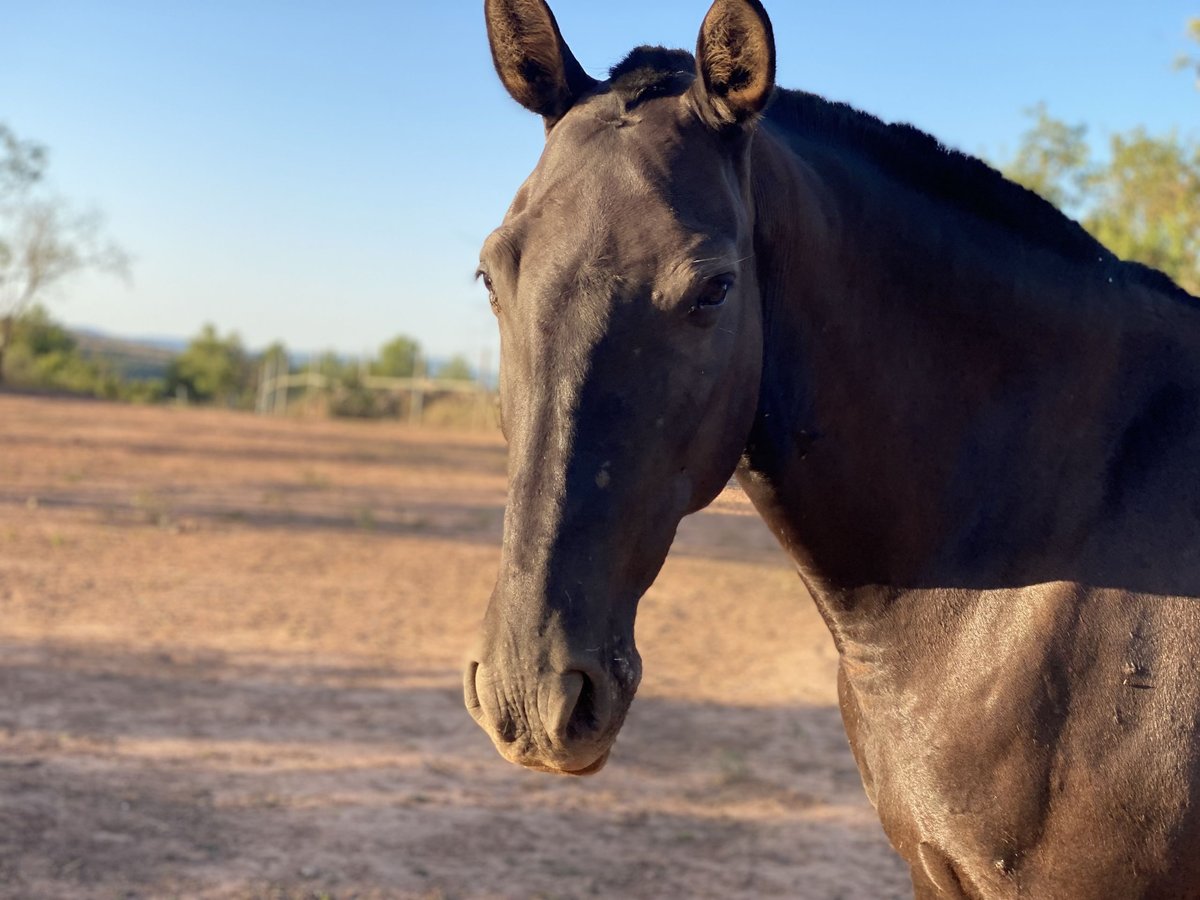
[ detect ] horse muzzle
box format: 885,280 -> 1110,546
463,654 -> 639,776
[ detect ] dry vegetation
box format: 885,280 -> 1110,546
0,395 -> 907,898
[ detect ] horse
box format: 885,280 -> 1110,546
462,1 -> 1200,896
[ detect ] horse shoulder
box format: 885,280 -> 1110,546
836,584 -> 1200,897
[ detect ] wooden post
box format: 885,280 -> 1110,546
273,357 -> 289,415
256,354 -> 275,415
409,356 -> 425,426
306,356 -> 319,414
256,359 -> 267,414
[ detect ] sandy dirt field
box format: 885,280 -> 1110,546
0,394 -> 909,899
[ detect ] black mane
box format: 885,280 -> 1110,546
766,90 -> 1195,303
606,49 -> 1194,304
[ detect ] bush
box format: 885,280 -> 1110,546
165,324 -> 254,407
2,307 -> 129,398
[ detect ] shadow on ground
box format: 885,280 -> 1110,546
0,638 -> 909,899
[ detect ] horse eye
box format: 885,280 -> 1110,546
477,270 -> 499,312
693,276 -> 732,312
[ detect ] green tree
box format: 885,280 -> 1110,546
12,303 -> 76,357
0,125 -> 46,197
437,355 -> 474,381
0,123 -> 129,383
371,335 -> 420,378
2,303 -> 128,398
1004,103 -> 1092,210
1086,129 -> 1200,294
257,341 -> 290,388
259,341 -> 289,370
1001,110 -> 1200,296
167,324 -> 253,406
314,350 -> 347,381
1177,18 -> 1200,89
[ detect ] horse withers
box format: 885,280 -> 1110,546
464,1 -> 1200,896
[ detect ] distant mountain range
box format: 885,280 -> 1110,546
68,327 -> 494,384
72,328 -> 178,381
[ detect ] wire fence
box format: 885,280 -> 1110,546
254,354 -> 497,429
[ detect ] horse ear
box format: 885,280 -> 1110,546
484,0 -> 597,126
691,0 -> 776,129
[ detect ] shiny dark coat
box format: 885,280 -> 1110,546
465,2 -> 1200,896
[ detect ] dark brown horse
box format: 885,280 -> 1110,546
463,1 -> 1200,895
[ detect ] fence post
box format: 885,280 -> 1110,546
273,356 -> 288,414
256,358 -> 270,415
305,356 -> 320,414
409,356 -> 425,426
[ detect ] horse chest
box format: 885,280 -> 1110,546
837,590 -> 1200,898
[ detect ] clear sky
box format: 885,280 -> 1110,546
3,1 -> 1196,362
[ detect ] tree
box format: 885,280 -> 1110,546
11,303 -> 76,357
2,302 -> 128,398
1177,18 -> 1200,90
257,341 -> 290,383
1003,104 -> 1092,210
1000,110 -> 1200,296
167,324 -> 253,406
0,125 -> 46,197
371,335 -> 420,378
1085,130 -> 1200,294
0,124 -> 129,383
437,355 -> 474,380
259,341 -> 289,368
314,350 -> 347,381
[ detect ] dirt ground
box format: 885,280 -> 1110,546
0,394 -> 910,899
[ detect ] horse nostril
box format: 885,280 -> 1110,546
466,660 -> 519,743
566,670 -> 598,739
464,661 -> 482,712
546,670 -> 609,743
564,669 -> 614,742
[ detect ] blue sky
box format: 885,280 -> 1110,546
3,1 -> 1196,362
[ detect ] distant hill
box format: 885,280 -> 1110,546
72,329 -> 177,381
65,328 -> 499,386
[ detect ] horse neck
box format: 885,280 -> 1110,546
740,122 -> 1199,617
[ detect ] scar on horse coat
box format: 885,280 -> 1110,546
464,1 -> 1200,896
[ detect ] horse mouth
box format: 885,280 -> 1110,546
494,742 -> 612,777
520,749 -> 611,777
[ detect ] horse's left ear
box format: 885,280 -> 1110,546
691,0 -> 776,129
484,0 -> 597,128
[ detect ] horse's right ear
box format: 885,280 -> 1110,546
484,0 -> 597,127
691,0 -> 776,130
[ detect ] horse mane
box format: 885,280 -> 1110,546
606,47 -> 1195,305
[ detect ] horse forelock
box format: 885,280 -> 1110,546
605,46 -> 696,113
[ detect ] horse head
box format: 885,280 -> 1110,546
465,0 -> 776,775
